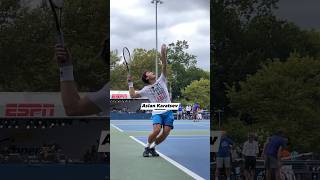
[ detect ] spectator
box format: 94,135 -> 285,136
196,108 -> 202,121
264,131 -> 287,180
192,102 -> 200,122
215,131 -> 234,180
177,104 -> 183,120
242,133 -> 259,180
185,105 -> 191,119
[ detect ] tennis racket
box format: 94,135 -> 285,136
123,47 -> 132,75
48,0 -> 64,46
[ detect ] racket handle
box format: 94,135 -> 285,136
57,31 -> 64,47
57,31 -> 67,64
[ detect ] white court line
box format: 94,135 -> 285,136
129,136 -> 206,180
110,123 -> 210,126
161,137 -> 209,140
133,136 -> 209,140
193,124 -> 210,128
111,124 -> 124,132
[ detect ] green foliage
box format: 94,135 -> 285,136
227,55 -> 320,152
181,78 -> 210,109
167,40 -> 196,68
168,40 -> 209,99
0,0 -> 21,27
0,0 -> 108,91
110,50 -> 120,70
211,115 -> 272,148
223,118 -> 249,146
212,0 -> 320,111
212,0 -> 320,153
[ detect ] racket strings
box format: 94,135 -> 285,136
123,49 -> 131,64
123,48 -> 132,74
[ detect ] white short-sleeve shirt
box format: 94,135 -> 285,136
137,73 -> 170,115
242,140 -> 259,157
86,82 -> 109,116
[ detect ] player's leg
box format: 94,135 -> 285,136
155,125 -> 171,145
148,125 -> 171,157
251,157 -> 256,180
248,158 -> 253,180
196,112 -> 198,121
148,123 -> 162,145
147,123 -> 163,157
192,111 -> 195,121
143,124 -> 161,157
215,157 -> 223,180
265,156 -> 272,180
224,157 -> 231,180
149,111 -> 174,156
269,156 -> 280,180
143,115 -> 162,157
156,111 -> 174,145
244,157 -> 249,180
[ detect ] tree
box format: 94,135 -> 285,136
110,50 -> 120,70
181,78 -> 210,109
0,0 -> 21,28
0,0 -> 108,92
167,40 -> 209,100
167,40 -> 196,68
211,0 -> 320,117
227,54 -> 320,152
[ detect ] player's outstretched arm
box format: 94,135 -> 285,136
55,44 -> 100,116
160,44 -> 167,77
128,75 -> 141,98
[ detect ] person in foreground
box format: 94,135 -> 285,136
128,44 -> 173,157
263,130 -> 287,180
215,131 -> 234,180
242,133 -> 259,180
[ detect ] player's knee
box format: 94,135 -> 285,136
163,130 -> 170,137
163,126 -> 171,135
154,129 -> 161,135
153,126 -> 161,134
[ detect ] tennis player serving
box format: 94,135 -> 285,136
128,44 -> 173,157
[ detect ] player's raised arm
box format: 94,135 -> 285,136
160,44 -> 168,77
55,44 -> 101,116
128,75 -> 141,98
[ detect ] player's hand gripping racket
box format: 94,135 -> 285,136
48,0 -> 64,46
123,47 -> 132,75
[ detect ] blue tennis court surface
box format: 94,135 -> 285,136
136,136 -> 210,180
112,120 -> 210,131
111,120 -> 210,180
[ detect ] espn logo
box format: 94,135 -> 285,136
5,103 -> 54,117
111,94 -> 128,99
